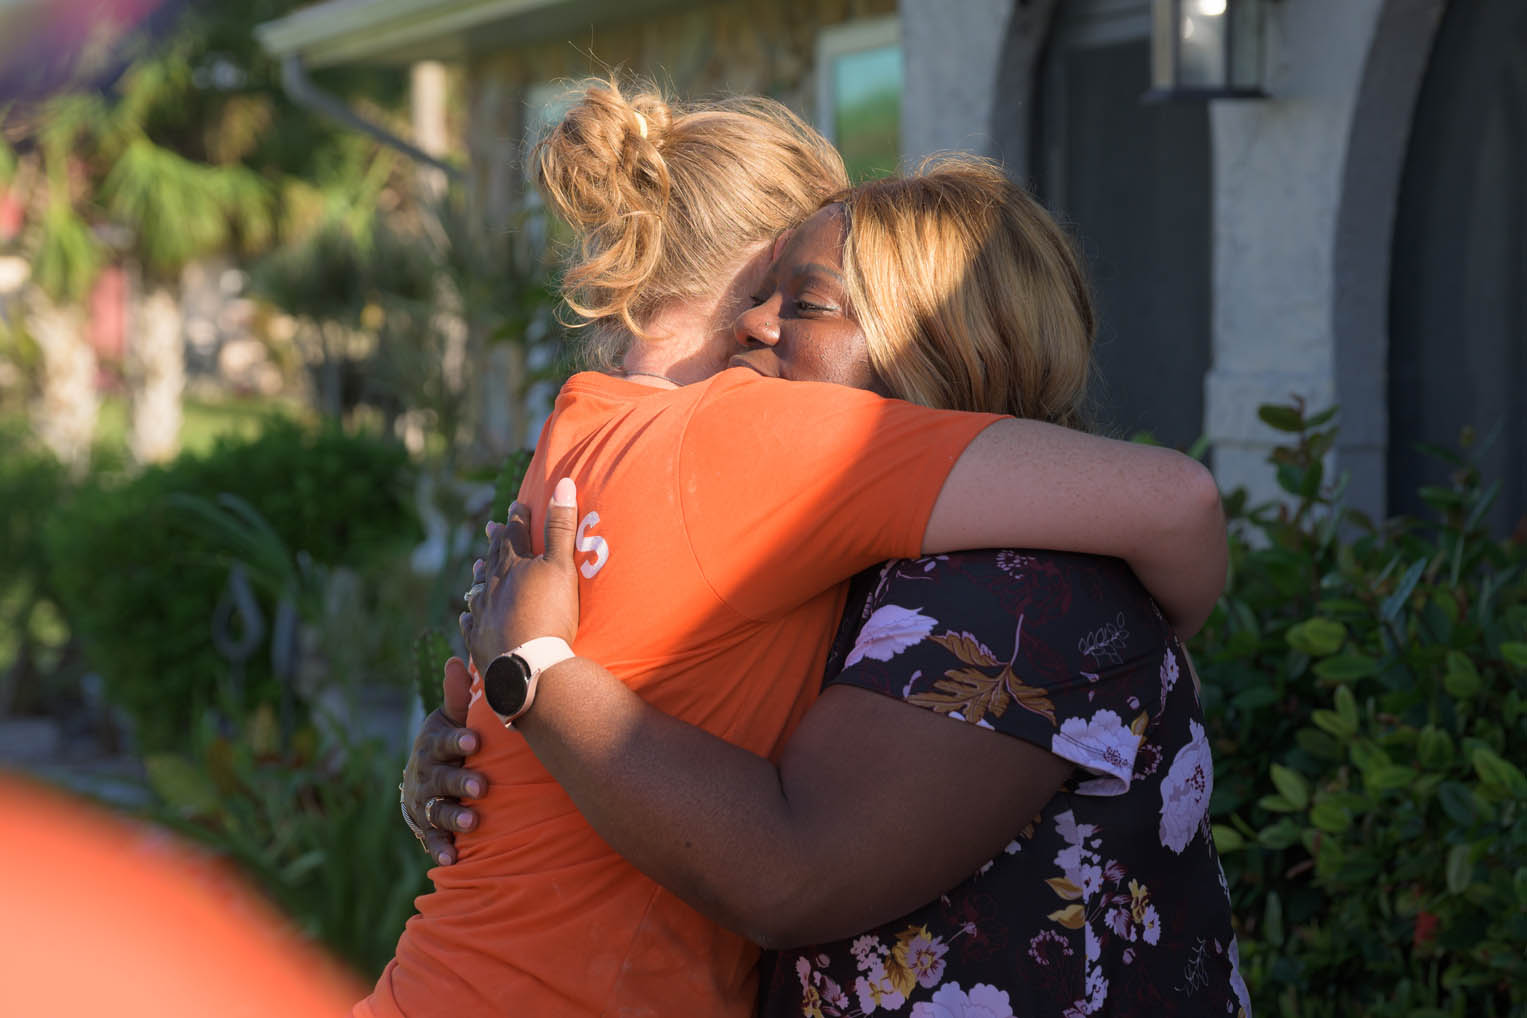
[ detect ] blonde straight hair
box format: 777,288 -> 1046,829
838,157 -> 1095,428
534,77 -> 849,362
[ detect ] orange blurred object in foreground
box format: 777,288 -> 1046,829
0,774 -> 360,1017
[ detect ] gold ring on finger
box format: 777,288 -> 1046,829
424,795 -> 449,830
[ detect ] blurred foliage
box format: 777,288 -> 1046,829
2,1 -> 410,297
410,447 -> 535,715
1194,401 -> 1527,1017
142,705 -> 429,978
0,419 -> 73,714
42,418 -> 420,751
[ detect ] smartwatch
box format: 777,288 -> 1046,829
481,637 -> 575,725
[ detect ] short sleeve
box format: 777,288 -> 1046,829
679,371 -> 1002,621
823,550 -> 1174,796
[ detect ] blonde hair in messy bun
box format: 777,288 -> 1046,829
838,156 -> 1095,429
534,77 -> 848,351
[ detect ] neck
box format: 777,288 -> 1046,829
619,370 -> 682,388
618,301 -> 732,385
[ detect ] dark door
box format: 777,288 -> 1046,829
1390,0 -> 1526,534
1036,0 -> 1212,450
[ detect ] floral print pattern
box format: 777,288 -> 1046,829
761,550 -> 1248,1018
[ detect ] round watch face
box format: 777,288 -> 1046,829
483,653 -> 532,718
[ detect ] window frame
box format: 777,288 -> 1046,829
815,14 -> 903,153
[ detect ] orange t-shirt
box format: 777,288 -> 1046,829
366,369 -> 1001,1018
0,775 -> 362,1018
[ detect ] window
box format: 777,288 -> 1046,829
816,17 -> 902,181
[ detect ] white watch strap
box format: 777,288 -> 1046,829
508,636 -> 575,680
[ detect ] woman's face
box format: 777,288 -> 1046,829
730,205 -> 881,392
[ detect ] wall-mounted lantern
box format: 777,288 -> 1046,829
1146,0 -> 1267,101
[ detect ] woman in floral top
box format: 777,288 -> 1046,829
761,549 -> 1249,1017
408,160 -> 1246,1016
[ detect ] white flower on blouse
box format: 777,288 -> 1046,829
1160,647 -> 1180,708
1084,967 -> 1109,1013
1228,937 -> 1253,1017
845,604 -> 938,668
1159,719 -> 1214,853
850,934 -> 881,970
1052,709 -> 1140,796
855,959 -> 906,1013
900,929 -> 949,988
909,983 -> 1016,1018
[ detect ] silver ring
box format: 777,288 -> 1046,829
463,582 -> 486,606
424,795 -> 449,830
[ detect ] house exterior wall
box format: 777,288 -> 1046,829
1207,0 -> 1440,516
906,0 -> 1444,519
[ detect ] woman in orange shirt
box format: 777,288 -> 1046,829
368,80 -> 1225,1018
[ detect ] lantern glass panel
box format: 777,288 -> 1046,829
1179,1 -> 1229,88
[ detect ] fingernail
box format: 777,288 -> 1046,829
437,852 -> 451,866
465,779 -> 483,797
459,734 -> 476,752
552,477 -> 577,507
458,812 -> 476,830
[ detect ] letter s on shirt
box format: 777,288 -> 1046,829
575,511 -> 609,579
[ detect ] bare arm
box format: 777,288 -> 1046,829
517,667 -> 1071,948
924,418 -> 1226,636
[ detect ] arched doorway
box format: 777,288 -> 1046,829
1034,0 -> 1212,450
1390,0 -> 1526,533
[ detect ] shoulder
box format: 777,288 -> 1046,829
850,551 -> 1166,656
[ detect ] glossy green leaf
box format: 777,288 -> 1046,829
1446,844 -> 1474,895
1381,559 -> 1428,622
1270,764 -> 1311,809
1211,825 -> 1246,853
1258,794 -> 1300,813
1472,747 -> 1527,796
1264,889 -> 1285,946
1287,618 -> 1347,657
1257,819 -> 1302,850
1334,684 -> 1360,726
1315,654 -> 1381,682
1443,652 -> 1483,700
1365,764 -> 1418,792
1501,642 -> 1527,672
1257,404 -> 1305,433
1312,709 -> 1356,739
1416,726 -> 1455,769
1310,800 -> 1352,833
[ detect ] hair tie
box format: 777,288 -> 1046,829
633,111 -> 649,140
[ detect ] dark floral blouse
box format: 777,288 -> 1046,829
759,550 -> 1251,1018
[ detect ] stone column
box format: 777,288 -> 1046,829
900,0 -> 1018,163
1205,0 -> 1387,511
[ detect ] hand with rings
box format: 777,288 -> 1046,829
400,656 -> 487,866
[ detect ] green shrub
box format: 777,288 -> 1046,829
43,418 -> 420,750
0,421 -> 73,713
143,706 -> 429,978
1195,403 -> 1527,1017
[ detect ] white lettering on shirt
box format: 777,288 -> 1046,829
576,511 -> 610,579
